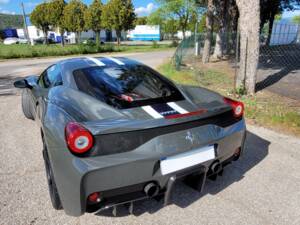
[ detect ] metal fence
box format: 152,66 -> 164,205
269,22 -> 300,46
173,32 -> 239,70
173,27 -> 300,97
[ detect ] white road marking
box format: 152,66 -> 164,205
142,106 -> 164,119
106,57 -> 125,65
86,57 -> 105,66
167,102 -> 189,114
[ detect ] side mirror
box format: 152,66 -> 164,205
14,79 -> 32,89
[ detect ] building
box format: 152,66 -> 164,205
127,25 -> 161,41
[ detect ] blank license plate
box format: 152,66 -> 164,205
160,146 -> 215,175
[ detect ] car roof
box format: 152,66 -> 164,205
59,57 -> 142,71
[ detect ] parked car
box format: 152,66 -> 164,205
3,37 -> 19,45
18,38 -> 29,44
14,57 -> 246,217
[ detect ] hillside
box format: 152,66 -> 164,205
0,13 -> 23,30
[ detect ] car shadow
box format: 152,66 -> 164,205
0,75 -> 21,96
96,131 -> 270,218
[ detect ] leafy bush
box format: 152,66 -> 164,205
152,41 -> 159,48
169,40 -> 179,48
0,43 -> 174,59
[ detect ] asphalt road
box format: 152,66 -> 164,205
1,50 -> 300,225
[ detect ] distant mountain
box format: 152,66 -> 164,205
0,13 -> 23,30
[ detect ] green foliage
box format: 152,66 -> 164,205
84,0 -> 103,32
292,15 -> 300,24
275,14 -> 282,21
135,17 -> 148,25
0,43 -> 173,59
155,0 -> 200,37
198,14 -> 206,33
30,3 -> 51,34
234,85 -> 247,96
48,0 -> 66,28
62,0 -> 87,34
148,9 -> 179,38
102,0 -> 136,44
0,13 -> 23,30
0,43 -> 113,58
147,8 -> 164,26
84,0 -> 103,46
152,41 -> 159,48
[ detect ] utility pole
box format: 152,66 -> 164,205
21,2 -> 30,44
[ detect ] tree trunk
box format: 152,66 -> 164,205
213,29 -> 224,59
116,30 -> 121,46
59,27 -> 65,47
235,0 -> 260,94
95,31 -> 100,47
266,12 -> 275,46
213,0 -> 227,59
76,32 -> 81,44
202,0 -> 214,64
43,28 -> 48,45
223,0 -> 231,54
182,29 -> 186,39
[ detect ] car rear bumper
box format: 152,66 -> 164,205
48,119 -> 246,216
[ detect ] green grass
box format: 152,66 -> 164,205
0,43 -> 173,59
158,61 -> 300,136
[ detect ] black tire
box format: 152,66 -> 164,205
42,141 -> 63,210
21,90 -> 34,120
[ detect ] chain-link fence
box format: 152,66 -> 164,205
173,32 -> 239,71
173,25 -> 300,100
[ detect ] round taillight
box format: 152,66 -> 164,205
223,97 -> 244,118
65,122 -> 94,154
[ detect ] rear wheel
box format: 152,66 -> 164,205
21,90 -> 34,120
42,140 -> 62,210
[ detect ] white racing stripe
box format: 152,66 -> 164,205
142,106 -> 164,119
106,57 -> 125,65
86,57 -> 105,66
167,102 -> 189,114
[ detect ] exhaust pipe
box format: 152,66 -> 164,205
144,182 -> 159,197
210,161 -> 222,174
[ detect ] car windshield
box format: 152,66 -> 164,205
73,64 -> 183,109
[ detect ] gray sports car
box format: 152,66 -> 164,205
14,57 -> 246,217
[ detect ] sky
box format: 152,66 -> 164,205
0,0 -> 299,20
0,0 -> 158,16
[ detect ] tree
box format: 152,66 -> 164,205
148,9 -> 179,39
102,0 -> 136,45
275,14 -> 282,21
156,0 -> 198,39
0,14 -> 23,30
212,0 -> 226,59
62,0 -> 87,43
30,2 -> 51,44
135,17 -> 148,25
235,0 -> 260,94
48,0 -> 67,46
202,0 -> 214,63
84,0 -> 103,47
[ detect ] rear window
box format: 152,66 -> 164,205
73,65 -> 184,109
